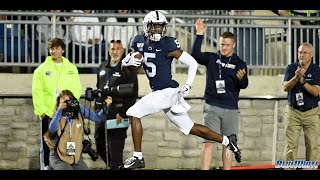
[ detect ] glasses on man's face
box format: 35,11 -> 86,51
110,40 -> 121,43
298,51 -> 311,55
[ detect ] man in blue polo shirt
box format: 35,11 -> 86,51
282,42 -> 320,166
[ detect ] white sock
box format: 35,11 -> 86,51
221,135 -> 229,146
133,151 -> 143,159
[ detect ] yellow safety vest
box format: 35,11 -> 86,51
32,56 -> 83,118
289,10 -> 319,24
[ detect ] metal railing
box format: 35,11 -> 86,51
0,10 -> 319,74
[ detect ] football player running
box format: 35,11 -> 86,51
120,10 -> 241,169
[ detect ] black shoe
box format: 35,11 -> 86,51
226,134 -> 241,163
122,156 -> 145,169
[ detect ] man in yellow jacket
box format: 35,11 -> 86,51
32,38 -> 82,170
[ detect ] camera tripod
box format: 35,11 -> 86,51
102,103 -> 112,170
101,102 -> 130,170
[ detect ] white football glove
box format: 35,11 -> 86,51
121,52 -> 142,67
179,84 -> 191,98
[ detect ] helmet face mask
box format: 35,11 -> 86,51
143,11 -> 168,42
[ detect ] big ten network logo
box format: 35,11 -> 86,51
275,160 -> 319,169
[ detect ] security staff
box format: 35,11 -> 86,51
278,10 -> 320,65
288,10 -> 320,25
94,40 -> 138,170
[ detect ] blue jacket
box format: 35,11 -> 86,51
191,35 -> 248,109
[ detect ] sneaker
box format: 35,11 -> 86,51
43,165 -> 53,170
226,134 -> 241,163
123,156 -> 145,169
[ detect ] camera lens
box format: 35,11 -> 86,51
82,140 -> 99,161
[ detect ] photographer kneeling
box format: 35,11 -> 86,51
44,89 -> 112,170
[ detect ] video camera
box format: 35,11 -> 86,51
62,99 -> 80,119
85,83 -> 135,107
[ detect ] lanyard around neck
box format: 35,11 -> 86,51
218,56 -> 232,80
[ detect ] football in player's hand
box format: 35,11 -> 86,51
134,52 -> 143,61
128,52 -> 143,72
